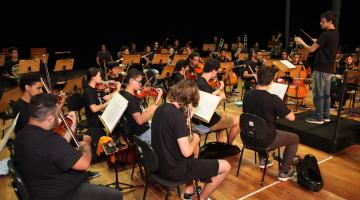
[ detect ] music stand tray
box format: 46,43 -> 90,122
123,54 -> 141,65
62,76 -> 84,94
159,65 -> 175,80
152,54 -> 169,64
30,48 -> 46,58
18,59 -> 41,75
202,44 -> 216,52
0,54 -> 5,66
172,54 -> 188,65
54,59 -> 74,72
0,87 -> 22,113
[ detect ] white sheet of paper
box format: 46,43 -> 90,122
268,82 -> 288,100
280,60 -> 296,69
0,113 -> 19,153
194,91 -> 221,123
99,93 -> 128,133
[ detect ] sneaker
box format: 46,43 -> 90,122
183,186 -> 202,200
278,169 -> 296,181
299,104 -> 311,110
259,159 -> 274,169
87,170 -> 100,180
305,117 -> 324,125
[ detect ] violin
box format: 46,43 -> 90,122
208,79 -> 221,88
194,61 -> 204,74
134,87 -> 159,99
52,117 -> 73,136
185,72 -> 197,80
95,82 -> 117,92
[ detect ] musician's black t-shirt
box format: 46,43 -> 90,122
120,90 -> 150,136
13,98 -> 30,135
83,85 -> 103,128
170,73 -> 184,85
314,29 -> 340,73
2,60 -> 18,75
195,77 -> 221,126
151,103 -> 191,179
243,89 -> 291,146
96,50 -> 112,67
14,125 -> 87,200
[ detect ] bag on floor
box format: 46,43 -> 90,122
199,142 -> 240,159
296,154 -> 323,192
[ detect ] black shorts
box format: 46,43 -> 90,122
176,158 -> 219,183
207,113 -> 221,127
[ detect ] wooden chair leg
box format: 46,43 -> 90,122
236,147 -> 245,176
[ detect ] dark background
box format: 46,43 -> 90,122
1,0 -> 359,69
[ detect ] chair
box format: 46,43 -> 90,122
8,159 -> 32,200
236,113 -> 280,186
133,135 -> 200,200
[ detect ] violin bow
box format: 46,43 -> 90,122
300,29 -> 314,41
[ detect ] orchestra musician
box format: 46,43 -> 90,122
280,50 -> 290,61
96,44 -> 113,67
151,80 -> 230,200
170,59 -> 189,85
173,39 -> 181,53
129,42 -> 137,54
117,45 -> 130,61
13,93 -> 122,200
1,47 -> 19,86
295,10 -> 340,124
242,48 -> 262,91
83,67 -> 120,162
196,59 -> 240,144
120,68 -> 163,144
243,66 -> 299,181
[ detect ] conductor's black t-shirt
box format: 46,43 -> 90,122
196,77 -> 221,126
13,98 -> 30,134
14,125 -> 87,200
151,103 -> 191,179
243,89 -> 291,146
314,29 -> 340,73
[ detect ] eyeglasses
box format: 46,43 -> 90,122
133,79 -> 142,84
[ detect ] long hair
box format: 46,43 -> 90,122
168,80 -> 200,109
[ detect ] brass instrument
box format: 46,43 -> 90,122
11,64 -> 20,78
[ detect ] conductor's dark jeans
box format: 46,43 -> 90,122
259,130 -> 299,172
67,182 -> 122,200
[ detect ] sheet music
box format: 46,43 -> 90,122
99,93 -> 128,133
280,60 -> 296,69
0,114 -> 19,153
194,91 -> 221,123
268,82 -> 288,100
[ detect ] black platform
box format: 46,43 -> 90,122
276,111 -> 360,153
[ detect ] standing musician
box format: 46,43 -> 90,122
96,44 -> 113,68
196,59 -> 240,144
295,10 -> 340,124
129,42 -> 137,54
13,73 -> 45,134
151,80 -> 230,200
83,67 -> 120,161
14,93 -> 122,200
1,47 -> 20,86
242,48 -> 263,91
152,41 -> 160,53
243,66 -> 299,181
173,39 -> 181,53
120,68 -> 163,144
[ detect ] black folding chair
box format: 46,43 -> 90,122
8,159 -> 32,200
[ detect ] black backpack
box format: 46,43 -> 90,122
296,154 -> 323,192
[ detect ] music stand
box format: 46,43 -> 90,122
0,54 -> 5,66
33,53 -> 49,64
160,49 -> 169,54
202,44 -> 216,52
333,70 -> 360,153
159,65 -> 175,80
231,43 -> 238,51
237,53 -> 248,61
152,54 -> 169,65
54,59 -> 74,82
123,54 -> 141,65
18,59 -> 40,75
62,76 -> 84,94
30,48 -> 46,58
172,54 -> 188,65
0,87 -> 22,113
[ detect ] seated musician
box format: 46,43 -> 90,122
217,48 -> 231,63
242,48 -> 262,91
151,80 -> 230,200
83,67 -> 120,161
291,52 -> 311,109
129,42 -> 137,54
243,66 -> 299,181
106,61 -> 123,81
173,39 -> 181,53
330,54 -> 356,109
13,73 -> 45,135
280,50 -> 289,61
196,59 -> 240,144
116,45 -> 130,61
152,41 -> 160,53
1,47 -> 19,87
187,51 -> 201,73
13,93 -> 122,200
170,59 -> 189,85
141,45 -> 159,83
120,68 -> 163,144
96,44 -> 113,67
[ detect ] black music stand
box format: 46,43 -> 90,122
54,59 -> 74,84
333,70 -> 360,153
